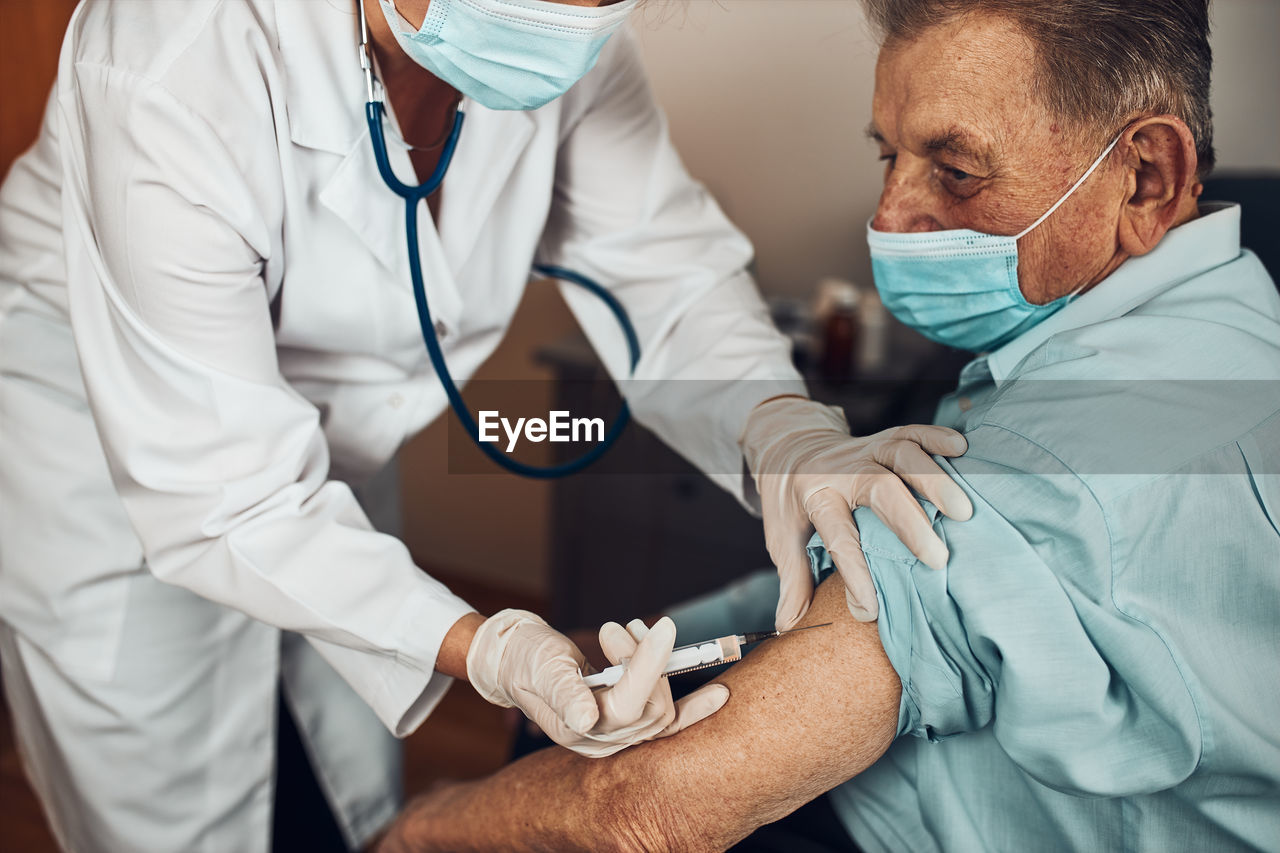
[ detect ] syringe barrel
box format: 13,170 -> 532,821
583,634 -> 745,689
664,644 -> 713,674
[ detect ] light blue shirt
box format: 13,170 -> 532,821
802,204 -> 1280,852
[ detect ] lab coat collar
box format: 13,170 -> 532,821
313,107 -> 536,316
273,0 -> 537,171
276,0 -> 537,318
275,0 -> 369,155
987,203 -> 1242,384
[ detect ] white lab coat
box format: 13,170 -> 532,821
0,0 -> 804,849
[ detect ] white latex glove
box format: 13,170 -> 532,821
595,618 -> 730,744
741,396 -> 973,628
466,611 -> 728,758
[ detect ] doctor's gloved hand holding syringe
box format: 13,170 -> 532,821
444,610 -> 726,758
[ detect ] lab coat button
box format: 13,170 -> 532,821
957,396 -> 973,412
434,320 -> 448,339
388,393 -> 405,410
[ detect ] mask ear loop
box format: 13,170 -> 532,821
1013,130 -> 1125,240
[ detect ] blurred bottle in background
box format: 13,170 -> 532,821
816,279 -> 860,384
770,278 -> 896,383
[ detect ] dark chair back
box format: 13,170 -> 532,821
1202,171 -> 1280,283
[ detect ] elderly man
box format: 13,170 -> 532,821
379,0 -> 1280,849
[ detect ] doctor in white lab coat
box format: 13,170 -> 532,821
0,0 -> 972,850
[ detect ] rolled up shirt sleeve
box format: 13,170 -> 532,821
59,64 -> 473,737
807,432 -> 1202,797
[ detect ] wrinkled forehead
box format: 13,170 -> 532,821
870,13 -> 1049,157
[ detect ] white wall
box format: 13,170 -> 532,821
633,0 -> 881,297
1207,0 -> 1280,171
633,0 -> 1280,299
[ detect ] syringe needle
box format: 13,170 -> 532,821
740,622 -> 834,645
786,621 -> 834,633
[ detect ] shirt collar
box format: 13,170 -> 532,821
987,203 -> 1242,384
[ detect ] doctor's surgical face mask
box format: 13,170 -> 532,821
867,130 -> 1123,353
378,0 -> 639,111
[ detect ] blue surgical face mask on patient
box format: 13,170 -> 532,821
867,132 -> 1122,352
377,0 -> 639,111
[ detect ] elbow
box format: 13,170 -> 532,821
609,802 -> 720,853
585,761 -> 723,853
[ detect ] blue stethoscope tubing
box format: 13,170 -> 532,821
364,100 -> 640,478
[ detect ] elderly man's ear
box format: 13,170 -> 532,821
1116,116 -> 1202,257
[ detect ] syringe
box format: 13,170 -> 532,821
581,622 -> 833,689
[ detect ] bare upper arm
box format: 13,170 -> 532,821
386,577 -> 902,853
592,575 -> 902,851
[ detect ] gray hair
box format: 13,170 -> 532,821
862,0 -> 1215,176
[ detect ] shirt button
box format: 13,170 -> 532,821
434,320 -> 448,340
388,393 -> 405,410
957,396 -> 973,412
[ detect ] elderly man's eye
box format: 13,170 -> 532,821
936,163 -> 984,199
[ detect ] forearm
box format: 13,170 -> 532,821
386,749 -> 621,853
436,611 -> 484,679
390,747 -> 719,853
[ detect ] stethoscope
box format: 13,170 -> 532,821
358,4 -> 639,478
